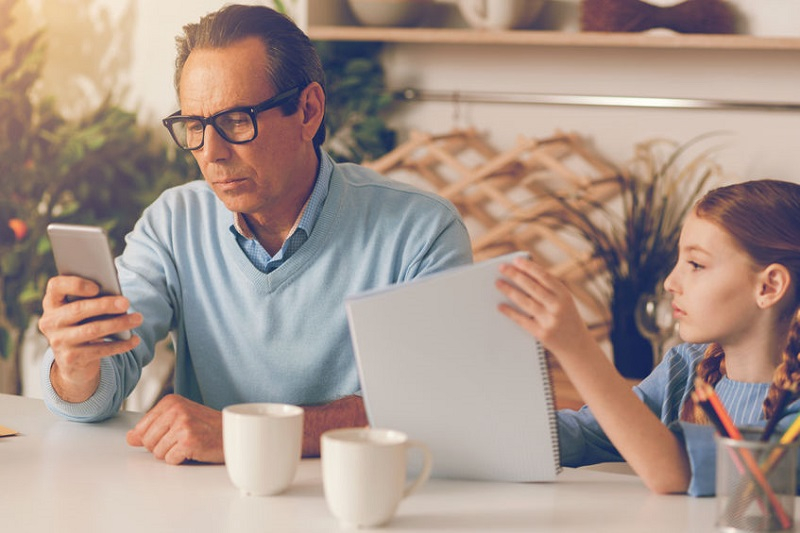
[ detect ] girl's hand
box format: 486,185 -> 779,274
496,256 -> 594,360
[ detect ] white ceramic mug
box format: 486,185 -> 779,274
321,428 -> 433,528
457,0 -> 545,30
222,403 -> 304,496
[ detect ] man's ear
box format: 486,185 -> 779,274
298,82 -> 325,142
757,263 -> 792,309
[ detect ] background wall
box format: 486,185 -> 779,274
16,0 -> 273,122
382,42 -> 800,184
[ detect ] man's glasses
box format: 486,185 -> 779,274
162,86 -> 302,151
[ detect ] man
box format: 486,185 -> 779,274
38,4 -> 472,464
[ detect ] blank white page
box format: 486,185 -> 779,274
346,251 -> 561,482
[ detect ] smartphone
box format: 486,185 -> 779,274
47,223 -> 132,341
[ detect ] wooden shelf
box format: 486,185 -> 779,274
308,26 -> 800,51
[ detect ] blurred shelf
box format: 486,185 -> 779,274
308,26 -> 800,51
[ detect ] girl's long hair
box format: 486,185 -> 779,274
680,179 -> 800,423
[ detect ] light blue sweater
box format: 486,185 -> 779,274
558,342 -> 800,496
41,153 -> 473,421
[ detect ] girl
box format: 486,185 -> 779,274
496,179 -> 800,496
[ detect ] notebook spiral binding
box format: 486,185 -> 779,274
540,346 -> 563,474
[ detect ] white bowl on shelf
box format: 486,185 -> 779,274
457,0 -> 545,30
347,0 -> 433,28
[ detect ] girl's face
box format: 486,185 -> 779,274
664,212 -> 763,346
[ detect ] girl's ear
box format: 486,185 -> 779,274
756,263 -> 792,309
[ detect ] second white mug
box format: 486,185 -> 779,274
321,427 -> 433,528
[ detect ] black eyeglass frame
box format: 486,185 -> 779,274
162,86 -> 302,151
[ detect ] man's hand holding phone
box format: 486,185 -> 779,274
40,224 -> 143,403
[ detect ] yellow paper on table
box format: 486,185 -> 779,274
0,424 -> 19,437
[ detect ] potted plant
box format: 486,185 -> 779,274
271,2 -> 398,164
315,40 -> 397,163
542,134 -> 724,378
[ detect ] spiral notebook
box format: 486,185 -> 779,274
345,251 -> 561,482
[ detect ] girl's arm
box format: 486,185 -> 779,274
496,256 -> 690,494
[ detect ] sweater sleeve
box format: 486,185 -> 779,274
557,406 -> 625,466
40,353 -> 121,422
403,205 -> 473,279
672,421 -> 717,497
556,349 -> 680,467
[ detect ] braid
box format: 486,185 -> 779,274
765,308 -> 800,418
684,311 -> 800,425
697,343 -> 727,384
681,343 -> 726,423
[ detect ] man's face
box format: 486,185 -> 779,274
178,37 -> 312,220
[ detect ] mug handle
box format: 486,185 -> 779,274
403,440 -> 433,498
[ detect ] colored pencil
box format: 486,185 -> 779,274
693,388 -> 728,437
760,385 -> 794,442
696,380 -> 740,438
759,409 -> 800,473
778,408 -> 800,444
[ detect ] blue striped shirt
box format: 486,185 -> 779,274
557,342 -> 800,496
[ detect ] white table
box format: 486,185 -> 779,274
0,393 -> 765,532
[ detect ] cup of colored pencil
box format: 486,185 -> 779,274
694,379 -> 799,532
716,433 -> 798,532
